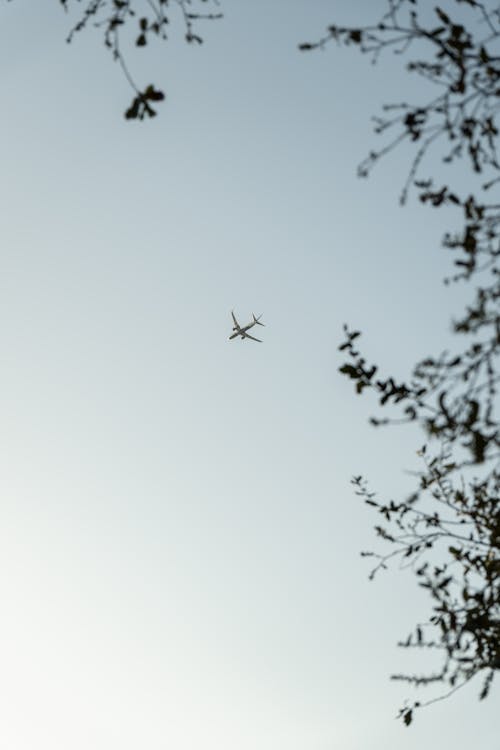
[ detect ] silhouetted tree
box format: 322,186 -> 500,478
53,0 -> 223,119
7,0 -> 498,728
300,0 -> 500,726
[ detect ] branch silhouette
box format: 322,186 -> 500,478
303,0 -> 500,726
4,0 -> 498,728
59,0 -> 223,119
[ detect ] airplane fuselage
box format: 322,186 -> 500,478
231,323 -> 254,337
229,328 -> 249,340
229,312 -> 264,342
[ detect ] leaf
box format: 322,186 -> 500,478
186,32 -> 203,44
435,7 -> 451,24
339,364 -> 358,379
125,97 -> 140,120
124,86 -> 165,121
144,85 -> 165,101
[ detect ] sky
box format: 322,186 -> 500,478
0,1 -> 497,749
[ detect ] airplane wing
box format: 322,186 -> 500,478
231,311 -> 239,327
245,333 -> 262,343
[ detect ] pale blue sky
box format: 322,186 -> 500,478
0,2 -> 497,749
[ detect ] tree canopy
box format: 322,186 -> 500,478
7,0 -> 499,728
57,0 -> 223,119
304,0 -> 500,726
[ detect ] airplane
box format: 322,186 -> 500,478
229,311 -> 265,342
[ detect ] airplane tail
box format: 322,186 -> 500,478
253,314 -> 265,327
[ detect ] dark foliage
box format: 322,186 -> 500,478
58,0 -> 223,118
5,0 -> 498,729
303,0 -> 500,726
